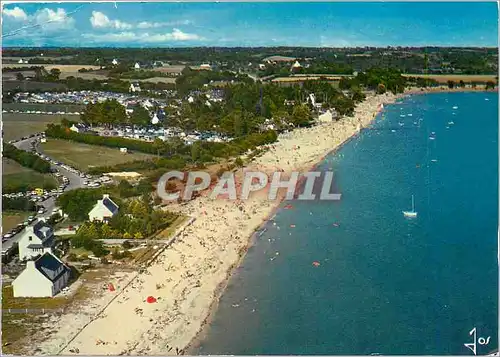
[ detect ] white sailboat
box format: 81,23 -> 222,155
403,195 -> 418,218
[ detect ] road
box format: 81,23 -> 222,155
3,134 -> 87,252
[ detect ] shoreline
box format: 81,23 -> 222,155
32,89 -> 493,355
181,93 -> 399,354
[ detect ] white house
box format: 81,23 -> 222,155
134,62 -> 141,69
200,63 -> 211,70
129,83 -> 141,93
259,64 -> 266,70
317,109 -> 339,123
112,58 -> 119,65
151,113 -> 160,125
12,252 -> 71,298
88,194 -> 119,223
69,123 -> 86,133
290,60 -> 302,71
18,58 -> 26,64
18,219 -> 55,261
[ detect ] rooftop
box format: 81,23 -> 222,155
33,252 -> 70,283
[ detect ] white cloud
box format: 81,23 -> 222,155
168,28 -> 199,40
90,11 -> 132,30
2,6 -> 75,38
82,28 -> 201,43
34,8 -> 75,30
3,6 -> 28,21
137,22 -> 163,29
131,19 -> 192,29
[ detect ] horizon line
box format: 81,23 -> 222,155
2,45 -> 499,49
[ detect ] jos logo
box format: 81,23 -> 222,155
464,327 -> 491,355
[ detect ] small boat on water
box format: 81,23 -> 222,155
407,114 -> 413,117
485,98 -> 490,101
448,121 -> 454,125
403,195 -> 417,218
398,122 -> 404,126
400,114 -> 406,117
391,129 -> 396,133
452,106 -> 458,109
429,136 -> 435,140
431,159 -> 438,162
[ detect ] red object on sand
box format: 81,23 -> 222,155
108,283 -> 115,292
290,224 -> 296,228
284,204 -> 293,210
146,296 -> 157,303
312,261 -> 320,267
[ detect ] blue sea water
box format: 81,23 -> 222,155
195,92 -> 498,355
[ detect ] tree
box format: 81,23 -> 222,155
49,68 -> 61,81
291,104 -> 313,127
376,83 -> 387,94
486,81 -> 495,90
191,141 -> 202,162
459,80 -> 466,88
350,87 -> 366,103
152,138 -> 165,158
130,105 -> 151,127
447,80 -> 455,89
339,77 -> 352,90
234,157 -> 244,167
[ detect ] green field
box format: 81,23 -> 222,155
3,102 -> 85,113
2,159 -> 58,193
2,113 -> 71,142
2,211 -> 31,232
41,138 -> 156,172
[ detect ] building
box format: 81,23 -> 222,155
69,123 -> 87,133
317,109 -> 339,123
290,61 -> 302,71
263,55 -> 296,64
18,219 -> 55,261
129,83 -> 141,93
151,112 -> 160,125
88,194 -> 119,223
112,58 -> 119,65
12,252 -> 71,298
134,62 -> 141,69
200,63 -> 211,70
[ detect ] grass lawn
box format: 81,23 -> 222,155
40,139 -> 156,172
2,211 -> 31,232
3,158 -> 58,193
2,113 -> 69,142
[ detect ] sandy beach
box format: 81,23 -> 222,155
32,92 -> 400,355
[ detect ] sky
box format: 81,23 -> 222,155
1,2 -> 498,48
